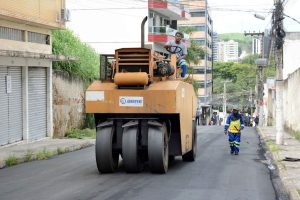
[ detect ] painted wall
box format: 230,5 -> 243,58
52,71 -> 84,137
283,68 -> 300,133
0,0 -> 65,29
283,32 -> 300,79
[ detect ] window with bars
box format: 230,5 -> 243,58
0,26 -> 24,41
28,32 -> 50,45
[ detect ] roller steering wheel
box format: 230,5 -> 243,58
166,45 -> 183,55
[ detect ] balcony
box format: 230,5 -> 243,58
148,0 -> 190,20
148,26 -> 189,45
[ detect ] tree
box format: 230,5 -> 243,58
52,29 -> 100,81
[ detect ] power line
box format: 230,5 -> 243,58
284,13 -> 300,24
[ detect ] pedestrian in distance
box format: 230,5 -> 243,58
164,31 -> 188,78
196,108 -> 201,125
254,115 -> 259,126
224,108 -> 245,155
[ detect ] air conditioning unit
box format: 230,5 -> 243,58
61,9 -> 71,22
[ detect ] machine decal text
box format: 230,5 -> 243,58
119,96 -> 143,107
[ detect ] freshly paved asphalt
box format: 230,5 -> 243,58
0,126 -> 276,200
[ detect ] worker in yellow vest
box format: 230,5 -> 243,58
224,108 -> 245,155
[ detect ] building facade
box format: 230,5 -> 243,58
177,0 -> 213,124
217,40 -> 239,62
0,0 -> 66,145
212,32 -> 219,62
252,38 -> 261,55
148,0 -> 190,53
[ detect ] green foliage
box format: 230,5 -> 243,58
219,33 -> 252,54
240,54 -> 260,65
57,147 -> 66,155
24,150 -> 33,162
65,128 -> 96,139
291,130 -> 300,142
84,113 -> 95,129
179,27 -> 205,65
36,148 -> 54,160
5,155 -> 18,167
213,61 -> 257,110
266,140 -> 279,152
52,29 -> 100,81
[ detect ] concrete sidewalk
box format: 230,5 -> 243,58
0,138 -> 95,169
258,126 -> 300,200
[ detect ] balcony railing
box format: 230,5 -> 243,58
149,26 -> 190,40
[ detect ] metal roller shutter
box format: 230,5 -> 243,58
28,67 -> 47,141
8,67 -> 23,143
0,67 -> 9,145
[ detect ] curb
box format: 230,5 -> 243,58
257,127 -> 300,200
0,139 -> 95,169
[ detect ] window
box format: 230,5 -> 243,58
28,32 -> 50,45
193,39 -> 205,45
0,26 -> 24,41
190,11 -> 205,17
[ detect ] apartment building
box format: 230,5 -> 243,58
177,0 -> 213,124
212,32 -> 219,62
252,38 -> 261,55
148,0 -> 190,53
217,40 -> 239,62
0,0 -> 66,145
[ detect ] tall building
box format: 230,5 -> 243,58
252,38 -> 261,55
212,32 -> 219,62
177,0 -> 213,125
148,0 -> 190,53
217,40 -> 239,62
0,0 -> 66,145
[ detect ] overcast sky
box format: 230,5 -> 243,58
67,0 -> 300,53
208,0 -> 300,33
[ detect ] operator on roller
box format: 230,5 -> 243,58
224,108 -> 245,155
164,31 -> 188,78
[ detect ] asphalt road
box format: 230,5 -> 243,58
0,126 -> 276,200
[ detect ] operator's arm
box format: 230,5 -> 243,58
178,45 -> 188,60
164,41 -> 171,49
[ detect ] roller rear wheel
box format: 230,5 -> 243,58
122,126 -> 142,173
148,124 -> 169,173
96,126 -> 119,173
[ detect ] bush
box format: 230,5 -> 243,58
5,155 -> 18,167
65,129 -> 96,139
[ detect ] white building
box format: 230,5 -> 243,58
217,40 -> 239,62
283,32 -> 300,79
252,38 -> 261,55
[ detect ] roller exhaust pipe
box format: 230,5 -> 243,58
141,16 -> 148,48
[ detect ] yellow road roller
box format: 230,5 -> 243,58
85,17 -> 197,174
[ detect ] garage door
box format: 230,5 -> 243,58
8,67 -> 23,143
0,67 -> 9,145
28,67 -> 47,141
0,66 -> 23,145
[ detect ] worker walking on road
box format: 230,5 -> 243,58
224,108 -> 245,155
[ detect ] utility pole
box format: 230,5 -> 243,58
250,88 -> 253,117
222,80 -> 232,123
245,31 -> 266,126
273,0 -> 285,145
